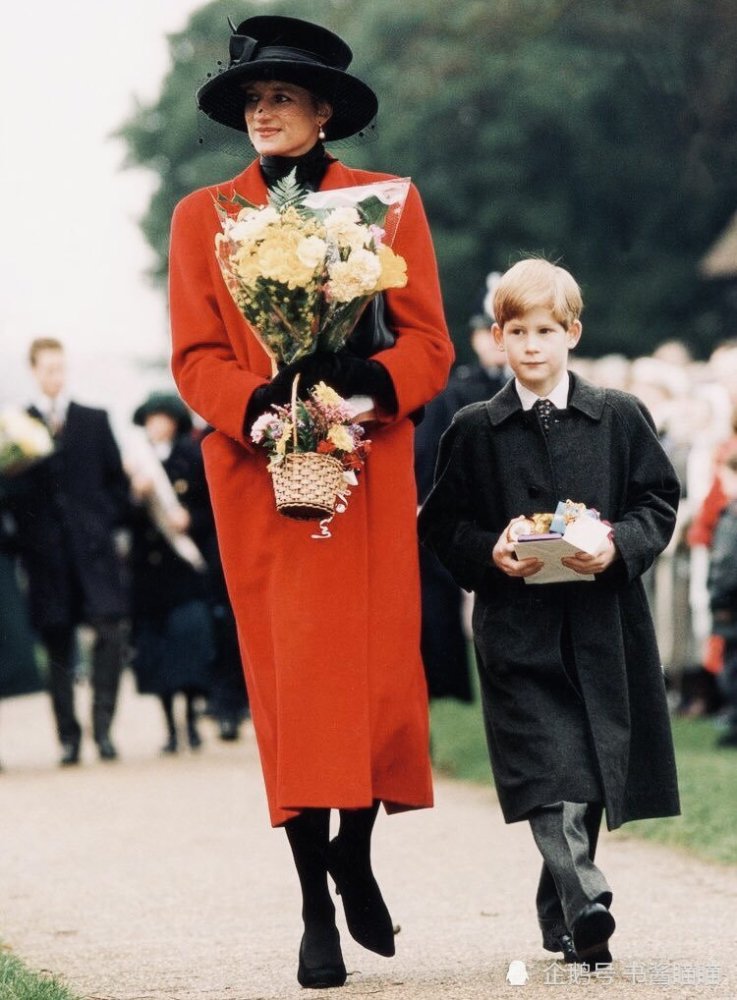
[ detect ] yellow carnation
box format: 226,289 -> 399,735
375,245 -> 408,291
327,425 -> 355,452
312,382 -> 343,406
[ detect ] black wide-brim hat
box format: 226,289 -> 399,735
133,392 -> 193,436
196,15 -> 378,142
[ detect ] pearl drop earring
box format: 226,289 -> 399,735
318,124 -> 326,140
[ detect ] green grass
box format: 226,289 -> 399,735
0,946 -> 80,1000
430,685 -> 737,866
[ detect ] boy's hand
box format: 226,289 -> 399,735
561,536 -> 618,575
492,517 -> 544,578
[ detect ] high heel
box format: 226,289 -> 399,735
326,836 -> 395,957
297,923 -> 347,989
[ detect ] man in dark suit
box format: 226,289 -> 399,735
10,338 -> 129,765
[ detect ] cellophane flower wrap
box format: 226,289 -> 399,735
214,171 -> 410,369
0,406 -> 54,477
250,381 -> 371,476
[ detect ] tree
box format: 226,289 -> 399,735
117,0 -> 737,359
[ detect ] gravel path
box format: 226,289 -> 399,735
1,675 -> 735,1000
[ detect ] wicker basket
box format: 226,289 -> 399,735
271,451 -> 345,520
269,374 -> 345,520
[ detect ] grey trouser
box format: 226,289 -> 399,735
529,801 -> 612,947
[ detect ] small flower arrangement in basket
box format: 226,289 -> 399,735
250,378 -> 371,522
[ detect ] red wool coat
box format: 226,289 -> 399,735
169,158 -> 454,826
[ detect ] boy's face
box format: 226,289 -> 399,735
492,307 -> 581,397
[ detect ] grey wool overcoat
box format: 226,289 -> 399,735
418,373 -> 681,830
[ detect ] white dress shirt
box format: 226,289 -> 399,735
514,373 -> 570,412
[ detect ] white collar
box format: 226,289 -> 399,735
33,394 -> 69,419
515,373 -> 570,411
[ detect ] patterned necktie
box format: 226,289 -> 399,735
534,397 -> 555,433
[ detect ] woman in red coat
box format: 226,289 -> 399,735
169,15 -> 453,989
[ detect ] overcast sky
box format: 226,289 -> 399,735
1,1 -> 204,368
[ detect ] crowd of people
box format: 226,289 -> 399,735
0,337 -> 249,767
3,327 -> 736,752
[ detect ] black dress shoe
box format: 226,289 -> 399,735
187,723 -> 202,750
59,742 -> 80,766
218,718 -> 240,741
161,734 -> 178,755
97,737 -> 118,761
571,902 -> 615,964
297,923 -> 347,989
326,837 -> 395,957
553,932 -> 578,964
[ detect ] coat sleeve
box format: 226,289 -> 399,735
418,412 -> 497,592
607,397 -> 681,583
169,191 -> 264,447
368,183 -> 454,421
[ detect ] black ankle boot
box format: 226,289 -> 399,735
297,922 -> 347,989
327,836 -> 395,957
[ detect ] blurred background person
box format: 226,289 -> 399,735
414,310 -> 510,706
0,477 -> 43,770
204,547 -> 250,743
126,392 -> 215,754
444,312 -> 511,413
705,447 -> 737,747
6,338 -> 129,766
189,416 -> 250,743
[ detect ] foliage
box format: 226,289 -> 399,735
116,0 -> 737,360
0,944 -> 80,1000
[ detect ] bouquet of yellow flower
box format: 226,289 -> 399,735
214,171 -> 410,371
0,406 -> 54,477
251,380 -> 371,523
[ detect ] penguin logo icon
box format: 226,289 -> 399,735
506,959 -> 529,986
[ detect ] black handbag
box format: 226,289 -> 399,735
345,293 -> 395,358
344,293 -> 425,425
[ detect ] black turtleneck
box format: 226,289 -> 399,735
259,142 -> 330,192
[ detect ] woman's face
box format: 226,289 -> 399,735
243,79 -> 331,158
144,412 -> 178,444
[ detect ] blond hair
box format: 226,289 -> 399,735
492,259 -> 583,328
29,337 -> 64,366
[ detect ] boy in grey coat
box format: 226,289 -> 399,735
419,259 -> 680,968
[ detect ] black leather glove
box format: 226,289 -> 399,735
324,350 -> 398,412
244,352 -> 346,435
244,349 -> 398,435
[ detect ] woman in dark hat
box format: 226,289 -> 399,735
169,15 -> 454,989
128,393 -> 216,754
